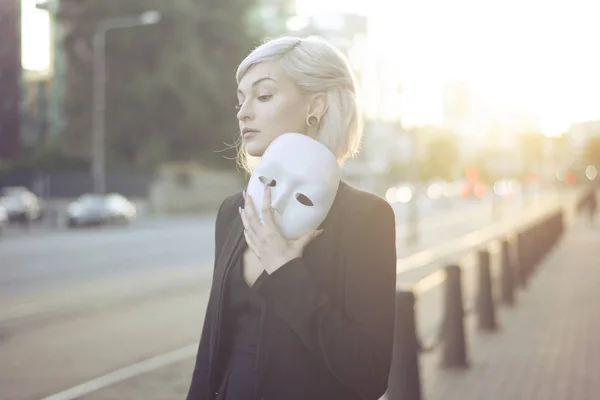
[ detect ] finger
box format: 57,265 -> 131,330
239,206 -> 260,238
243,225 -> 261,258
244,193 -> 262,226
261,186 -> 278,230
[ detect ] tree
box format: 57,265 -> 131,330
583,136 -> 600,166
518,132 -> 544,172
57,0 -> 261,171
421,131 -> 460,181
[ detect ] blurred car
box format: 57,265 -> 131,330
0,186 -> 43,223
0,205 -> 7,235
66,193 -> 137,228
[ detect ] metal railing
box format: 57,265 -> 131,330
386,191 -> 577,400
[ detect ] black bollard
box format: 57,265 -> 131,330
533,224 -> 542,268
558,210 -> 565,239
500,240 -> 515,306
516,232 -> 528,288
526,228 -> 536,278
441,264 -> 469,369
554,212 -> 561,243
387,290 -> 422,400
477,250 -> 497,331
539,218 -> 549,257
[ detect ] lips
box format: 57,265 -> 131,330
242,128 -> 259,138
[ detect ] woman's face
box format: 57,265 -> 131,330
236,62 -> 310,158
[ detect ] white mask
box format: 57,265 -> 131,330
246,132 -> 341,240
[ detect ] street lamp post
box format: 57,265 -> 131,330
405,127 -> 419,246
91,11 -> 160,193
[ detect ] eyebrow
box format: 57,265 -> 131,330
237,77 -> 276,95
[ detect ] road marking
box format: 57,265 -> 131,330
39,344 -> 198,400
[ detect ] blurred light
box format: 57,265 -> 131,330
139,10 -> 161,25
465,167 -> 478,182
586,165 -> 598,181
427,183 -> 443,200
493,181 -> 507,196
493,180 -> 518,197
565,170 -> 576,185
460,182 -> 471,198
397,186 -> 413,203
385,188 -> 397,203
474,184 -> 486,199
286,16 -> 309,31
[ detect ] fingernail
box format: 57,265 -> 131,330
238,206 -> 242,214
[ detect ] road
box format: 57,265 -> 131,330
0,189 -> 566,400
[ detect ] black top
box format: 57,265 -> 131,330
216,256 -> 266,399
186,181 -> 398,400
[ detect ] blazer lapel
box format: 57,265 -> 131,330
214,194 -> 246,282
303,181 -> 345,264
208,194 -> 246,368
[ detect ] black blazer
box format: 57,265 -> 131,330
186,181 -> 397,400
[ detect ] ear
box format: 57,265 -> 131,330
307,92 -> 328,119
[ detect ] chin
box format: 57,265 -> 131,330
244,139 -> 268,158
244,144 -> 266,158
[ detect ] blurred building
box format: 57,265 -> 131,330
0,0 -> 22,160
281,12 -> 394,190
568,120 -> 600,155
442,80 -> 472,131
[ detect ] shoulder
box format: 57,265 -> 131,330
215,191 -> 244,228
219,191 -> 244,217
219,191 -> 244,216
336,181 -> 395,223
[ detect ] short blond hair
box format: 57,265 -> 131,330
236,36 -> 363,169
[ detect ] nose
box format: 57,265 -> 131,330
236,100 -> 253,122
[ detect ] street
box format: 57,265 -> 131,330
0,190 -> 566,400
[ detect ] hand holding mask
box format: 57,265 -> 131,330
245,132 -> 341,240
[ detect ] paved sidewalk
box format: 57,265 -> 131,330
419,218 -> 600,400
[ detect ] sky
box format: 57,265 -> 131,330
21,0 -> 51,72
297,0 -> 600,136
22,0 -> 600,136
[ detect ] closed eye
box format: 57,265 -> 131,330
295,193 -> 314,206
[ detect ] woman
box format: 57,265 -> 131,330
186,36 -> 397,400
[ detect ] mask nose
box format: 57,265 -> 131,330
270,184 -> 292,215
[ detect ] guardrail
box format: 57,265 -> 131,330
386,199 -> 568,400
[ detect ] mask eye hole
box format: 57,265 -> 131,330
259,176 -> 277,187
295,193 -> 314,206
